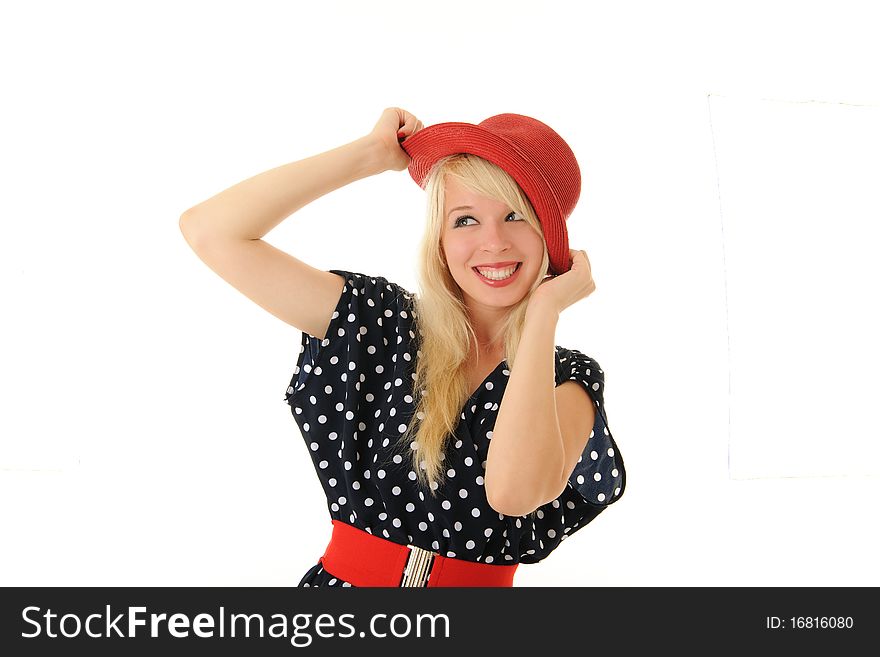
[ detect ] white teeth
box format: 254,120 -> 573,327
475,264 -> 518,280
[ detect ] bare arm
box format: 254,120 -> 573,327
485,296 -> 566,516
179,135 -> 384,241
178,108 -> 423,337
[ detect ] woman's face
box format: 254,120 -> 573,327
440,176 -> 545,310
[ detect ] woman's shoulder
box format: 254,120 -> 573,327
325,270 -> 420,335
555,344 -> 599,362
553,345 -> 604,385
329,270 -> 416,303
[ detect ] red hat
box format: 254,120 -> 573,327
400,113 -> 581,277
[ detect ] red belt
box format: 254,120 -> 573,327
318,519 -> 518,587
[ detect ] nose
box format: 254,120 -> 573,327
479,220 -> 513,253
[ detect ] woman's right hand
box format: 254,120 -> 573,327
368,107 -> 424,173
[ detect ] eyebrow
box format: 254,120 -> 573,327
447,205 -> 474,217
447,205 -> 516,217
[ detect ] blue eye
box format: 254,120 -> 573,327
453,211 -> 523,228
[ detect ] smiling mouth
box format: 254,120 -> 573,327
472,262 -> 522,281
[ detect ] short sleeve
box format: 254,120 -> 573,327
554,347 -> 626,506
283,270 -> 417,406
517,347 -> 626,561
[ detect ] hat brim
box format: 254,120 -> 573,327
400,122 -> 570,276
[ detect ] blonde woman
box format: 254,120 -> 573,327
179,108 -> 626,587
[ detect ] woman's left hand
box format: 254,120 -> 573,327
532,248 -> 597,314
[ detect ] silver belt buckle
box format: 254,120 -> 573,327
400,544 -> 438,587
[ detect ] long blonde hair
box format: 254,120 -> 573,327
389,153 -> 552,519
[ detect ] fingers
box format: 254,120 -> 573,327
396,109 -> 423,136
569,248 -> 592,272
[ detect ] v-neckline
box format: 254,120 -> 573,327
466,359 -> 507,402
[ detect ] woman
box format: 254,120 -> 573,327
180,108 -> 626,587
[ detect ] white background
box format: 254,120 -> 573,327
2,0 -> 878,586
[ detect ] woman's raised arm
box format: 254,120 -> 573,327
178,108 -> 420,337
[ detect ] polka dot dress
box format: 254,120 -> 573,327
285,271 -> 626,587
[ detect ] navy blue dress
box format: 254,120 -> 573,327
285,270 -> 626,586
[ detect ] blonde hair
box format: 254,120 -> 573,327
389,154 -> 552,521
